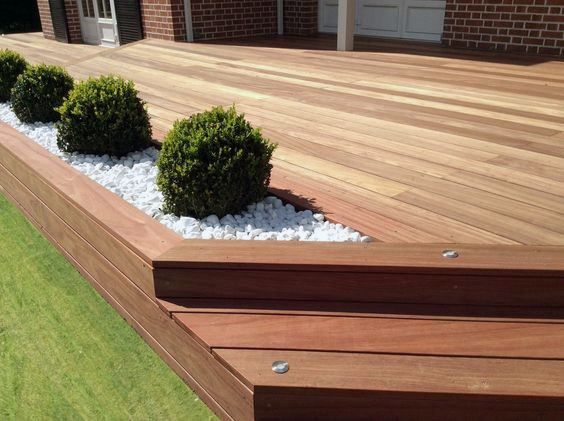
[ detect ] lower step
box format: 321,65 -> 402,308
217,348 -> 564,420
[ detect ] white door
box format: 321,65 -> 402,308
95,0 -> 119,47
401,0 -> 446,41
318,0 -> 339,33
319,0 -> 445,42
357,0 -> 403,38
77,0 -> 119,47
78,0 -> 99,44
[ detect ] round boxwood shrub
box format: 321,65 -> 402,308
157,106 -> 277,218
56,75 -> 152,157
0,49 -> 28,102
11,64 -> 73,123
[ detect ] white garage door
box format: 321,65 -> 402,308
319,0 -> 446,42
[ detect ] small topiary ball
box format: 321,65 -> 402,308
56,75 -> 152,157
0,49 -> 28,102
10,64 -> 74,123
157,106 -> 277,219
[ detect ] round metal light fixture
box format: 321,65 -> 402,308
442,249 -> 459,259
272,360 -> 289,374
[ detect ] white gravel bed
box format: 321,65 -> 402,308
0,103 -> 371,242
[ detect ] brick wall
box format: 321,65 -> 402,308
284,0 -> 318,35
37,0 -> 82,43
64,0 -> 82,43
442,0 -> 564,56
37,0 -> 55,39
139,0 -> 186,41
38,0 -> 188,43
190,0 -> 277,40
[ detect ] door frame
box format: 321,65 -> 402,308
76,0 -> 99,45
76,0 -> 120,47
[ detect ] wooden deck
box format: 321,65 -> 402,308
1,32 -> 563,244
1,33 -> 564,419
1,121 -> 564,419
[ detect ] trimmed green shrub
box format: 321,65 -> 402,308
0,49 -> 28,102
11,64 -> 73,123
56,75 -> 152,156
157,106 -> 277,218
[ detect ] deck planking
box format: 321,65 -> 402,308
2,120 -> 564,419
173,312 -> 564,358
1,33 -> 563,244
2,33 -> 564,418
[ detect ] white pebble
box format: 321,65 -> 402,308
0,102 -> 370,243
313,213 -> 324,222
206,214 -> 220,226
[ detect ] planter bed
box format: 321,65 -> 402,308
2,122 -> 564,420
0,103 -> 371,243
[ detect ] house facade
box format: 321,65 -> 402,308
38,0 -> 564,56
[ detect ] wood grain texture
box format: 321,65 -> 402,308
215,348 -> 564,394
154,267 -> 564,306
0,123 -> 181,295
174,312 -> 564,358
154,240 -> 564,272
158,298 -> 564,321
153,241 -> 564,306
216,349 -> 564,419
3,32 -> 564,420
0,123 -> 180,261
253,388 -> 564,421
1,32 -> 564,244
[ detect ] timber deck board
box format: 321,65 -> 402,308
215,348 -> 564,396
1,34 -> 564,419
1,32 -> 564,244
157,298 -> 564,321
173,312 -> 564,358
215,348 -> 564,420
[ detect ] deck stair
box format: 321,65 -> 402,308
152,242 -> 564,419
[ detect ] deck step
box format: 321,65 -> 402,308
153,243 -> 564,306
216,348 -> 564,420
159,298 -> 564,419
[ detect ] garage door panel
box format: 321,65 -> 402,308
319,0 -> 446,42
358,1 -> 402,37
404,0 -> 446,41
319,0 -> 339,32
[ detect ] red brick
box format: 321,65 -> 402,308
190,0 -> 278,40
527,6 -> 549,13
38,0 -> 563,57
542,30 -> 564,37
523,37 -> 544,44
506,44 -> 527,52
444,0 -> 563,56
539,46 -> 562,54
492,35 -> 511,42
543,15 -> 564,22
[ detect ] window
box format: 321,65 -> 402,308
81,0 -> 95,18
97,0 -> 113,19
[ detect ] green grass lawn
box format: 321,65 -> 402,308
0,193 -> 216,420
